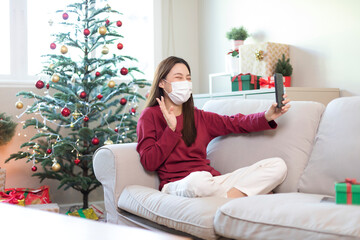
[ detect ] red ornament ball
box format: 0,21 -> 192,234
116,20 -> 122,27
84,29 -> 90,36
61,107 -> 71,117
36,80 -> 45,89
83,116 -> 89,122
74,158 -> 81,165
117,43 -> 123,50
130,108 -> 136,114
46,83 -> 50,89
31,166 -> 37,172
46,149 -> 52,154
114,128 -> 119,133
120,98 -> 127,105
50,43 -> 56,50
120,67 -> 128,75
105,19 -> 110,25
79,91 -> 87,99
95,71 -> 101,77
91,137 -> 100,145
96,94 -> 103,100
62,12 -> 69,20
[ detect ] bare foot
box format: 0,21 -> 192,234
227,187 -> 248,198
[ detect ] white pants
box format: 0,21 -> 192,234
161,157 -> 287,198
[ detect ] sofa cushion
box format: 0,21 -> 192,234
118,185 -> 230,240
214,193 -> 360,240
203,99 -> 325,193
299,96 -> 360,196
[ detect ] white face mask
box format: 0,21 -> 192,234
163,80 -> 192,105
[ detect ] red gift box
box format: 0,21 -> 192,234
0,191 -> 25,206
259,76 -> 291,89
4,185 -> 51,205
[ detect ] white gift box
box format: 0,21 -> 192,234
238,42 -> 289,77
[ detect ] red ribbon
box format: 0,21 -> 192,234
345,178 -> 357,204
259,77 -> 275,88
231,73 -> 258,90
227,49 -> 239,55
250,74 -> 258,89
0,190 -> 25,204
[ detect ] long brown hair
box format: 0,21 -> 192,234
146,56 -> 197,147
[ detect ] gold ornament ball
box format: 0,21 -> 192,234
52,74 -> 60,82
52,163 -> 61,172
101,45 -> 109,55
99,26 -> 107,35
104,139 -> 114,145
108,80 -> 115,88
16,101 -> 24,109
49,64 -> 55,69
60,45 -> 68,54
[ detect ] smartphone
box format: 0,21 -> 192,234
274,73 -> 285,108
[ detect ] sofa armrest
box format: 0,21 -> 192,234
93,143 -> 159,223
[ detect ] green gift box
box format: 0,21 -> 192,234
231,73 -> 260,91
335,179 -> 360,205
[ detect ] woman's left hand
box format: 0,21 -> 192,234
265,94 -> 291,121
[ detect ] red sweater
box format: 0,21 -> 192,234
136,105 -> 277,190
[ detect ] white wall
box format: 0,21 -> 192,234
197,0 -> 360,96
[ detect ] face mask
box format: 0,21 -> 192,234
163,80 -> 192,105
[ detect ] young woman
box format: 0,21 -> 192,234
136,56 -> 291,198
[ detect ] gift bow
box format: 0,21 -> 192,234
0,190 -> 25,205
345,178 -> 357,184
345,178 -> 357,204
259,77 -> 275,88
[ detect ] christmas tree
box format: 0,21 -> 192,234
275,54 -> 293,77
6,0 -> 149,208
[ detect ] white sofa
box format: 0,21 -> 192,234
93,97 -> 360,240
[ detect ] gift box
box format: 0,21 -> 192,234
238,42 -> 289,77
26,203 -> 60,213
335,178 -> 360,205
89,204 -> 105,220
225,52 -> 240,75
4,185 -> 51,205
66,208 -> 99,220
0,168 -> 5,192
0,191 -> 25,206
259,76 -> 291,89
231,73 -> 260,91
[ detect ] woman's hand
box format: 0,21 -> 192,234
265,94 -> 291,121
156,96 -> 177,131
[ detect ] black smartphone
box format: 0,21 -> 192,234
274,73 -> 285,108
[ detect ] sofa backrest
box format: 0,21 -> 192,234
203,99 -> 325,193
298,96 -> 360,196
